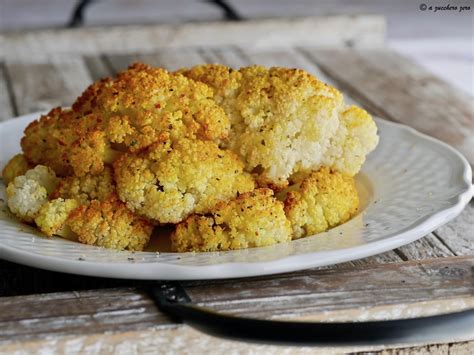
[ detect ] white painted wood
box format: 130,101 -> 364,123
106,48 -> 207,73
434,202 -> 474,255
5,55 -> 92,115
85,0 -> 221,26
0,257 -> 472,351
0,65 -> 15,121
0,16 -> 385,60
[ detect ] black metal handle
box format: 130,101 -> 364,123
149,283 -> 474,346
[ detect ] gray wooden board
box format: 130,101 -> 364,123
0,16 -> 385,61
4,56 -> 92,115
433,201 -> 474,256
0,256 -> 472,348
83,56 -> 113,81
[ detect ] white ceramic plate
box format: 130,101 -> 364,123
0,113 -> 472,280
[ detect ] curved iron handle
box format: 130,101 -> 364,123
150,283 -> 474,346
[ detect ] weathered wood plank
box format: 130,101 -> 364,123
200,46 -> 247,68
301,48 -> 474,166
434,201 -> 474,255
350,252 -> 403,266
0,63 -> 16,122
377,342 -> 474,355
106,48 -> 207,74
0,16 -> 385,60
396,234 -> 455,260
0,63 -> 16,121
184,256 -> 473,319
83,56 -> 112,81
5,326 -> 472,355
0,257 -> 471,351
138,49 -> 208,71
5,56 -> 92,115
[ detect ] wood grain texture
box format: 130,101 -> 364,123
83,56 -> 112,81
301,48 -> 474,166
5,55 -> 92,115
396,234 -> 455,260
0,257 -> 472,352
433,201 -> 474,255
1,328 -> 472,355
183,256 -> 474,320
0,64 -> 16,121
0,16 -> 385,60
106,48 -> 207,74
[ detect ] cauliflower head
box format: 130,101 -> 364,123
281,167 -> 359,239
21,63 -> 229,177
67,195 -> 153,251
6,165 -> 58,222
180,64 -> 343,189
2,154 -> 31,185
73,63 -> 230,153
52,166 -> 116,204
20,107 -> 119,177
172,188 -> 292,252
322,106 -> 379,176
35,198 -> 79,237
114,138 -> 255,224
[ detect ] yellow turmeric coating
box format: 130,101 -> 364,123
114,138 -> 255,224
281,167 -> 359,239
172,188 -> 292,252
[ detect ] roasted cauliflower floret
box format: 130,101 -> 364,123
52,166 -> 116,204
67,195 -> 153,251
181,64 -> 343,189
281,167 -> 359,239
114,138 -> 255,224
322,106 -> 379,176
35,198 -> 79,237
6,165 -> 59,222
73,63 -> 230,152
172,188 -> 292,252
20,107 -> 119,176
2,154 -> 32,185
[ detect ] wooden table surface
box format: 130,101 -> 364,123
0,17 -> 473,354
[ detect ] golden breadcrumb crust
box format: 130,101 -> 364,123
35,198 -> 79,237
73,63 -> 230,152
171,188 -> 292,252
52,166 -> 116,204
282,167 -> 359,239
2,154 -> 32,185
20,107 -> 118,177
67,194 -> 153,251
114,138 -> 255,224
21,63 -> 229,177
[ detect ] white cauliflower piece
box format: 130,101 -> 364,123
322,106 -> 379,176
6,165 -> 59,223
35,198 -> 79,238
180,64 -> 343,189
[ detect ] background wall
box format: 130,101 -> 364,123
0,0 -> 472,95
